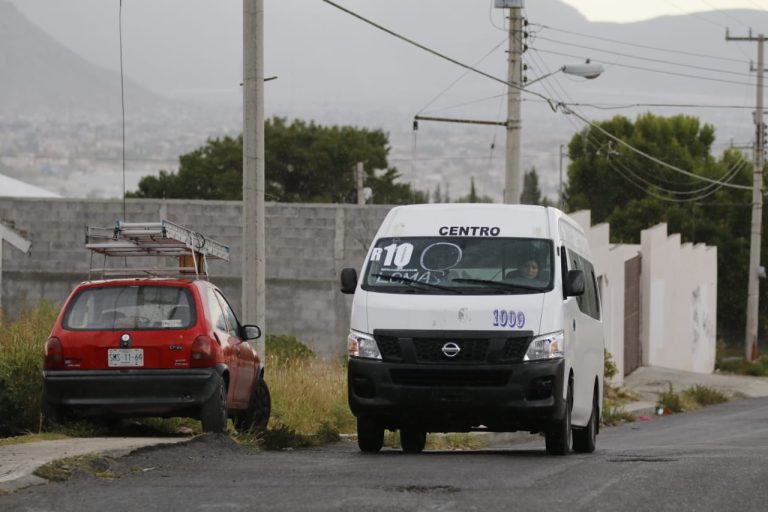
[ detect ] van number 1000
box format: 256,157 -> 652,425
492,309 -> 525,328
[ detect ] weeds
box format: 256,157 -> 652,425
684,385 -> 728,407
33,454 -> 115,482
656,383 -> 729,414
0,302 -> 58,436
265,354 -> 354,437
602,404 -> 636,426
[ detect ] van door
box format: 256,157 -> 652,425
563,248 -> 603,426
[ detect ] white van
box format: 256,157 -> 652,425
340,204 -> 604,455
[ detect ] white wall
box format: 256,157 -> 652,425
571,213 -> 717,382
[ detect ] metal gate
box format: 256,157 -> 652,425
624,255 -> 642,376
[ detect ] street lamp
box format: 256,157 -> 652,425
526,60 -> 605,87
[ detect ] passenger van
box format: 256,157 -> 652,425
340,204 -> 604,455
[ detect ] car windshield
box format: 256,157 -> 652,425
63,285 -> 196,330
362,237 -> 554,295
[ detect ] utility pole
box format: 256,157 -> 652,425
243,0 -> 266,357
356,162 -> 365,205
502,1 -> 524,204
727,29 -> 765,362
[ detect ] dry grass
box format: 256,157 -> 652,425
0,302 -> 59,435
265,354 -> 355,436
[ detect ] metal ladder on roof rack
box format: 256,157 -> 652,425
85,219 -> 231,280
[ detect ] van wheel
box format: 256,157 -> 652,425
357,417 -> 384,453
235,379 -> 271,433
573,392 -> 598,453
400,429 -> 427,453
201,373 -> 228,433
545,384 -> 572,455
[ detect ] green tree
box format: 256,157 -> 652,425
520,167 -> 550,205
564,113 -> 756,341
129,117 -> 425,204
456,177 -> 493,203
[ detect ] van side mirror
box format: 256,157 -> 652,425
242,324 -> 262,340
340,267 -> 358,294
564,270 -> 585,297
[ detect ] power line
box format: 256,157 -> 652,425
533,47 -> 761,88
533,35 -> 753,78
416,38 -> 507,115
321,0 -> 753,192
532,23 -> 747,64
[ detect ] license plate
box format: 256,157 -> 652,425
108,348 -> 144,368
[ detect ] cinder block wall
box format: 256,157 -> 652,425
0,198 -> 390,358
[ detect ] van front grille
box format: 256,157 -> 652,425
501,338 -> 531,362
375,335 -> 402,361
413,339 -> 489,363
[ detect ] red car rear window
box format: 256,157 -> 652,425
63,285 -> 196,330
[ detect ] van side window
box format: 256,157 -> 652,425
579,258 -> 601,320
566,249 -> 585,311
562,249 -> 601,320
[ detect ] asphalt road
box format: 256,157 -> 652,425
3,397 -> 768,512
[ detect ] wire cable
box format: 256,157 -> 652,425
532,23 -> 748,64
119,0 -> 126,220
534,47 -> 761,88
322,0 -> 754,193
416,38 -> 507,115
534,35 -> 753,78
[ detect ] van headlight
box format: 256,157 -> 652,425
524,331 -> 564,361
347,331 -> 382,360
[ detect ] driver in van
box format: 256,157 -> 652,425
521,258 -> 540,280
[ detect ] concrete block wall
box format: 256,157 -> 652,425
0,198 -> 390,358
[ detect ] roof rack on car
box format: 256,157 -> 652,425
85,220 -> 231,280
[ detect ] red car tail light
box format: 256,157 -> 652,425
191,335 -> 215,367
44,337 -> 64,369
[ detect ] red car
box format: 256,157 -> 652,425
42,277 -> 270,433
43,220 -> 270,433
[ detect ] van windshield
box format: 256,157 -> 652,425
362,237 -> 554,295
63,285 -> 196,330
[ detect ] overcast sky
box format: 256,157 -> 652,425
6,0 -> 761,108
561,0 -> 764,22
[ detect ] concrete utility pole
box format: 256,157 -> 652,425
243,0 -> 266,356
356,162 -> 365,205
502,1 -> 524,204
727,30 -> 765,362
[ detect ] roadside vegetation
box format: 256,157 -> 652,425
656,383 -> 728,414
601,350 -> 638,426
0,302 -> 58,436
715,340 -> 768,377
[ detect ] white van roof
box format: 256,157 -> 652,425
377,204 -> 555,239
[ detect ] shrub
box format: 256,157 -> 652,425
0,302 -> 58,435
683,385 -> 728,407
656,382 -> 683,413
265,334 -> 315,362
604,349 -> 618,380
601,404 -> 635,426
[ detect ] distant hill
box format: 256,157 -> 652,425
0,1 -> 163,118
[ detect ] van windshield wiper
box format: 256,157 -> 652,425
451,278 -> 542,293
371,273 -> 462,294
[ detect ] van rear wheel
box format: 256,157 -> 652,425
545,385 -> 572,455
400,429 -> 427,453
357,417 -> 384,453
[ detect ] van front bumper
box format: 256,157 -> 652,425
42,366 -> 225,417
348,357 -> 566,432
